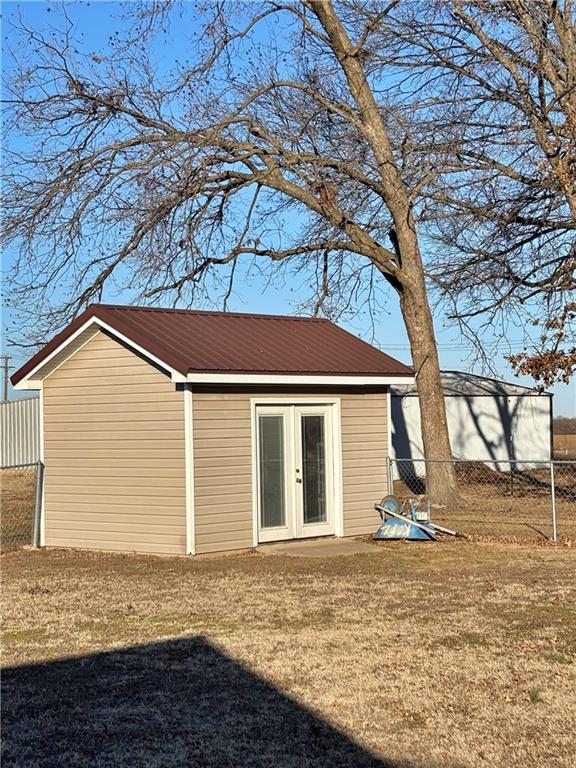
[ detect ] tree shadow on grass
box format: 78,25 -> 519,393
2,636 -> 462,768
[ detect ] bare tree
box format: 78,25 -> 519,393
2,1 -> 467,503
375,0 -> 576,386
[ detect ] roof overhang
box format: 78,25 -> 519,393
12,317 -> 187,390
13,314 -> 415,390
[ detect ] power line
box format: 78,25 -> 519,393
383,342 -> 533,351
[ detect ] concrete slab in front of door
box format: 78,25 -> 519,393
257,537 -> 381,558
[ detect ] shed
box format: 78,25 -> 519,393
391,371 -> 552,474
12,304 -> 413,555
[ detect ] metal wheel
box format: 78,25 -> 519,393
379,494 -> 401,515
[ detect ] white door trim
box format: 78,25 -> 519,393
332,398 -> 344,537
251,397 -> 343,544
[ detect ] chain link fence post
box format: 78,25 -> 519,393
386,456 -> 393,496
550,461 -> 558,543
32,461 -> 44,548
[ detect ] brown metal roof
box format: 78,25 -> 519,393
11,304 -> 413,384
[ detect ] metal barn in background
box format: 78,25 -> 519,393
391,371 -> 553,477
0,396 -> 40,467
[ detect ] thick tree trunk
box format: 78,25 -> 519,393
397,250 -> 460,507
308,0 -> 459,505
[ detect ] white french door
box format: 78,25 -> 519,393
256,404 -> 336,543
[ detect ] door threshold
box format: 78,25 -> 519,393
257,534 -> 336,549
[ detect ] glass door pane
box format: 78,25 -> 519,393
258,415 -> 286,529
301,414 -> 327,524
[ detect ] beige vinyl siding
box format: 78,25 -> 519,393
193,388 -> 388,554
340,392 -> 388,536
192,393 -> 253,555
25,326 -> 101,385
43,330 -> 186,555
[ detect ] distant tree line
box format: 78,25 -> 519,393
553,416 -> 576,435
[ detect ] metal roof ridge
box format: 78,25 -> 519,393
92,303 -> 330,323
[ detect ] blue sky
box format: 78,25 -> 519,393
1,1 -> 574,415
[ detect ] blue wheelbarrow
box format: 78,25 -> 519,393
373,495 -> 465,541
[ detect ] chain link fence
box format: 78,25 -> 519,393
0,463 -> 42,552
388,458 -> 576,542
1,458 -> 575,549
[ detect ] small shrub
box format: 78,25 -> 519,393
529,687 -> 543,704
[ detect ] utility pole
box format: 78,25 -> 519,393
1,355 -> 10,402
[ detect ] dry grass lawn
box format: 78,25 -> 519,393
2,542 -> 575,767
554,434 -> 576,460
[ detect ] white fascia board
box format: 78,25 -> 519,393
13,380 -> 43,391
14,317 -> 181,386
186,373 -> 415,386
13,327 -> 101,391
84,317 -> 182,381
